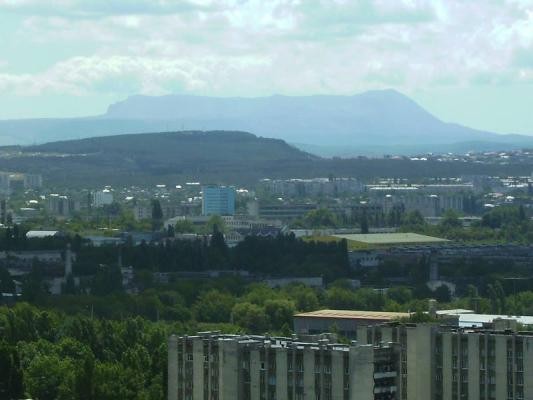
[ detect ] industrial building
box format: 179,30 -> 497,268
247,201 -> 317,221
294,310 -> 410,338
167,332 -> 400,400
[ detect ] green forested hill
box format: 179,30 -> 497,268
1,130 -> 533,187
25,131 -> 316,162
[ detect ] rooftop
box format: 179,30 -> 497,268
332,232 -> 448,245
25,230 -> 63,238
437,309 -> 533,327
294,309 -> 410,320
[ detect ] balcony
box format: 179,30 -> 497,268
374,371 -> 398,379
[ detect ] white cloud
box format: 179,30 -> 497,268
0,55 -> 271,96
0,0 -> 216,17
0,0 -> 532,99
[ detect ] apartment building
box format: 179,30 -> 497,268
260,178 -> 362,198
167,332 -> 400,400
359,323 -> 533,400
47,194 -> 75,217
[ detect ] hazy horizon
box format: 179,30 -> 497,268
0,1 -> 532,136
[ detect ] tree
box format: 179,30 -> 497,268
91,265 -> 123,296
24,354 -> 76,400
360,211 -> 369,234
519,205 -> 527,221
206,215 -> 226,234
302,208 -> 338,229
402,211 -> 425,229
0,341 -> 23,399
440,210 -> 462,230
325,287 -> 358,309
387,287 -> 413,304
208,225 -> 229,268
0,266 -> 15,294
264,299 -> 295,330
433,284 -> 451,303
61,274 -> 78,295
93,361 -> 142,400
193,290 -> 236,323
231,302 -> 269,334
487,284 -> 500,313
166,224 -> 175,238
174,220 -> 196,234
151,199 -> 164,231
285,285 -> 320,312
21,265 -> 48,303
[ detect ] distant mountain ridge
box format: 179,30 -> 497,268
0,90 -> 532,155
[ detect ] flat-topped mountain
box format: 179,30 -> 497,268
0,90 -> 531,155
104,90 -> 493,145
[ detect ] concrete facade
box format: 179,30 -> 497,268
360,324 -> 533,400
167,332 -> 399,400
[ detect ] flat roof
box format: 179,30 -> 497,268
26,230 -> 62,238
332,232 -> 448,245
436,309 -> 475,316
294,309 -> 410,320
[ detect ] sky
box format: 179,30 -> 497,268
0,0 -> 532,135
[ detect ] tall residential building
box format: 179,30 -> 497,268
168,332 -> 400,400
202,185 -> 235,216
359,323 -> 533,400
0,172 -> 10,195
260,178 -> 362,197
169,324 -> 533,400
46,194 -> 73,217
23,174 -> 43,189
92,189 -> 114,207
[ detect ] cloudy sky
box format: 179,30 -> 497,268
0,0 -> 532,134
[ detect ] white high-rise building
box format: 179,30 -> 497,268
93,189 -> 114,207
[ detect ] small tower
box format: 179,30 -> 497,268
65,243 -> 72,277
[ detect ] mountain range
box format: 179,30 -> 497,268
0,89 -> 532,156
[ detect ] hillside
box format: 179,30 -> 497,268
1,90 -> 532,155
0,131 -> 318,187
2,130 -> 533,188
26,131 -> 315,162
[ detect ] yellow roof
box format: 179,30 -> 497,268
294,309 -> 409,320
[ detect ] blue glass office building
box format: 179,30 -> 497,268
201,185 -> 236,216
